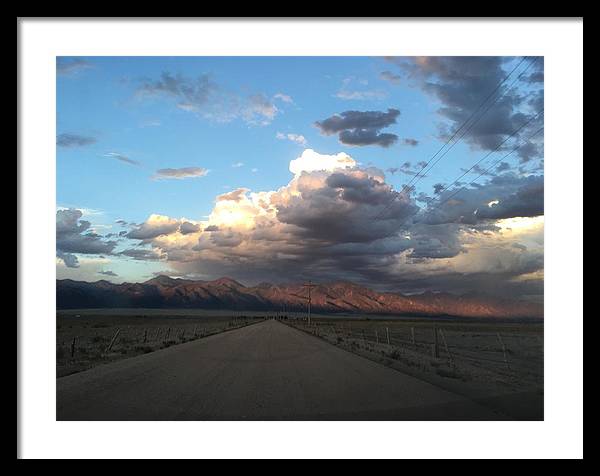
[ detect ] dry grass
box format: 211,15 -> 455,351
56,310 -> 265,377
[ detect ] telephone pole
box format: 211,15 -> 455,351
302,280 -> 317,326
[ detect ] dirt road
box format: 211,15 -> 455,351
57,319 -> 504,420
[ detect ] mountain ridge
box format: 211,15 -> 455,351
56,276 -> 543,319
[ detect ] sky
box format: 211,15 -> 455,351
56,56 -> 544,301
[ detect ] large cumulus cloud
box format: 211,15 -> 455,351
120,149 -> 544,300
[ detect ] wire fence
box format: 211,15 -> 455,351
285,318 -> 543,384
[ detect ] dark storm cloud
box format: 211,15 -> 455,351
338,129 -> 398,148
326,172 -> 395,206
315,109 -> 400,147
403,138 -> 419,146
423,174 -> 544,225
316,108 -> 400,134
57,133 -> 97,148
276,172 -> 418,244
386,56 -> 544,161
516,138 -> 544,163
405,223 -> 465,259
56,209 -> 118,267
123,156 -> 543,301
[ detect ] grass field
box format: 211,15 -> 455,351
56,309 -> 265,377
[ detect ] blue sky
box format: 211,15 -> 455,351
58,57 -> 441,221
56,56 -> 544,299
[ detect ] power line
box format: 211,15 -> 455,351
429,125 -> 544,212
374,56 -> 537,221
433,108 -> 544,199
409,56 -> 540,187
407,57 -> 528,185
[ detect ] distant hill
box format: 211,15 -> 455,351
56,276 -> 543,319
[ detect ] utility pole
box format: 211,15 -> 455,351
302,280 -> 317,326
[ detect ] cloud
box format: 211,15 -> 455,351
57,58 -> 93,76
126,215 -> 183,240
56,209 -> 118,267
121,248 -> 163,261
121,149 -> 543,300
180,221 -> 201,234
289,149 -> 356,176
422,174 -> 544,225
242,94 -> 279,125
387,161 -> 428,177
379,71 -> 402,84
98,270 -> 118,277
403,138 -> 419,146
231,162 -> 244,168
57,251 -> 80,268
273,93 -> 294,104
315,108 -> 400,147
103,152 -> 140,166
217,188 -> 251,202
496,162 -> 512,173
152,167 -> 209,180
335,77 -> 386,101
57,133 -> 97,148
385,56 -> 544,162
136,72 -> 279,125
276,132 -> 307,146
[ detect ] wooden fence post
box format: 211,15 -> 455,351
164,327 -> 171,342
432,326 -> 439,359
143,329 -> 148,344
386,327 -> 390,345
70,337 -> 76,358
497,332 -> 510,370
106,328 -> 121,352
439,328 -> 454,367
375,330 -> 379,344
411,327 -> 416,347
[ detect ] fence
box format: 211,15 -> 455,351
287,319 -> 543,381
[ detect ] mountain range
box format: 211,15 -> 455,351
56,276 -> 543,319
